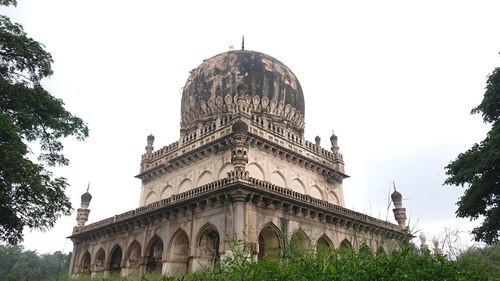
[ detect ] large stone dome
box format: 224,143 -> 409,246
181,50 -> 305,130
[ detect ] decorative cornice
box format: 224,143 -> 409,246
69,177 -> 405,243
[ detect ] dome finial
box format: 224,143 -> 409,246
241,35 -> 245,50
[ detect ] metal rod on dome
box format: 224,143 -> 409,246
87,182 -> 90,192
242,36 -> 245,50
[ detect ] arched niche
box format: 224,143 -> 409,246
258,223 -> 282,260
247,163 -> 265,180
359,243 -> 372,254
197,171 -> 214,186
126,240 -> 142,275
270,171 -> 286,187
218,162 -> 233,179
94,248 -> 105,271
328,191 -> 339,204
290,229 -> 311,252
316,234 -> 333,254
144,191 -> 157,205
108,245 -> 122,274
178,178 -> 193,194
167,229 -> 190,276
195,223 -> 220,268
145,235 -> 163,274
161,185 -> 173,199
339,239 -> 353,249
310,185 -> 323,200
80,251 -> 91,274
291,178 -> 306,194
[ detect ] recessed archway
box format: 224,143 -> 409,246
178,178 -> 193,194
290,229 -> 311,252
195,223 -> 220,268
126,240 -> 141,276
258,223 -> 282,260
339,239 -> 352,249
167,229 -> 190,276
145,235 -> 163,274
94,248 -> 105,271
80,251 -> 91,274
108,244 -> 122,274
316,234 -> 333,254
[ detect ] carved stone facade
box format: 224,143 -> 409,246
68,49 -> 408,278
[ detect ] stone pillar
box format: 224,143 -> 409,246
231,191 -> 248,240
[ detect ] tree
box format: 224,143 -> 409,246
0,2 -> 88,244
444,62 -> 500,244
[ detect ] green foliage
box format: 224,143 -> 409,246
444,65 -> 500,244
0,8 -> 88,244
0,244 -> 70,281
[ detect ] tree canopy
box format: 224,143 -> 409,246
445,63 -> 500,244
0,4 -> 88,244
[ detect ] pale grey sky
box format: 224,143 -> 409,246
3,0 -> 499,253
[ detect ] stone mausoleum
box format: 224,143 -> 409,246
68,47 -> 409,278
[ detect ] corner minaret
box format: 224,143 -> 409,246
146,134 -> 155,158
391,184 -> 407,230
74,184 -> 92,233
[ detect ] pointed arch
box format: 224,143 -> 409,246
108,244 -> 122,273
359,243 -> 372,254
161,185 -> 174,199
218,162 -> 233,179
258,222 -> 283,260
126,240 -> 142,274
197,171 -> 214,186
178,178 -> 192,194
310,185 -> 323,200
270,171 -> 286,187
329,191 -> 339,204
94,248 -> 106,270
247,162 -> 265,180
167,229 -> 190,276
290,228 -> 311,251
80,251 -> 91,274
316,234 -> 333,253
376,245 -> 386,256
145,235 -> 163,274
291,178 -> 306,194
195,222 -> 220,268
144,191 -> 157,205
339,238 -> 352,249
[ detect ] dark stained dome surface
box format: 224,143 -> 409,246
181,50 -> 305,127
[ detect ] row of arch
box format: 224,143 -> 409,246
77,223 -> 220,276
77,222 -> 381,277
144,162 -> 339,205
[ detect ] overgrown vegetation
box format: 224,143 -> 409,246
1,241 -> 499,281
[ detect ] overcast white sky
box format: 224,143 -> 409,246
3,0 -> 500,254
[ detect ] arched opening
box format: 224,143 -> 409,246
376,245 -> 386,256
109,245 -> 122,274
290,229 -> 311,252
316,234 -> 333,255
359,243 -> 372,255
94,248 -> 105,271
126,240 -> 142,276
339,239 -> 352,249
146,235 -> 163,274
167,229 -> 190,276
80,251 -> 91,274
196,223 -> 220,268
258,224 -> 282,260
